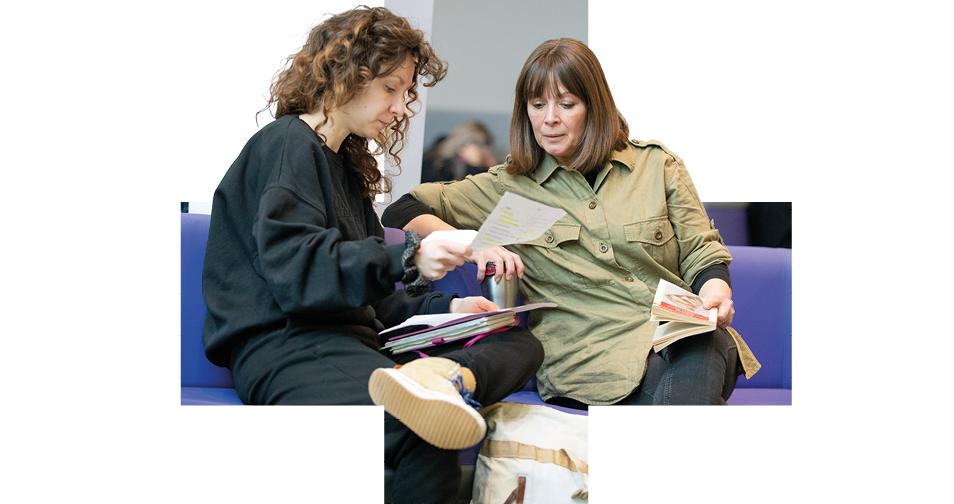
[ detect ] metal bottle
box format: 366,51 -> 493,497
479,262 -> 519,308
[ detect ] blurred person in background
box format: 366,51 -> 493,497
421,120 -> 497,182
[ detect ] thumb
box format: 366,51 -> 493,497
480,297 -> 500,312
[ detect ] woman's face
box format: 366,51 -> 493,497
338,55 -> 415,140
526,82 -> 587,166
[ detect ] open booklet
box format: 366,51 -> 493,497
381,302 -> 556,354
650,279 -> 718,352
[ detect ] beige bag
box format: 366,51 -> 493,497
472,401 -> 588,504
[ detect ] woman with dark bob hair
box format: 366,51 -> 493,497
384,38 -> 760,407
202,7 -> 543,502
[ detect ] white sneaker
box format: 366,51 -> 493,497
369,357 -> 486,450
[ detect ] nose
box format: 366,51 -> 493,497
390,93 -> 407,117
544,104 -> 561,126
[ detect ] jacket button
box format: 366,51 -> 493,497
599,243 -> 608,253
588,201 -> 597,209
654,230 -> 663,240
545,235 -> 554,243
625,276 -> 634,282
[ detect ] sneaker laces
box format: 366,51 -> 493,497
452,373 -> 482,411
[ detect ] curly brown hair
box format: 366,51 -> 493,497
264,6 -> 447,200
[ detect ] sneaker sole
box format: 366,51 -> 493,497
369,368 -> 486,450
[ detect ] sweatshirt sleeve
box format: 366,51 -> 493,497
253,185 -> 410,315
371,289 -> 457,329
381,192 -> 436,229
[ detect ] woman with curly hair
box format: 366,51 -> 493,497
201,7 -> 543,502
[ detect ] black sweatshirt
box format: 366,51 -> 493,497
202,115 -> 453,368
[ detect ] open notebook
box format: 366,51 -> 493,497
381,303 -> 556,354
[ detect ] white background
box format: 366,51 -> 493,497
3,0 -> 951,502
590,1 -> 952,502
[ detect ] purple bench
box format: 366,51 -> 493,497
182,213 -> 791,405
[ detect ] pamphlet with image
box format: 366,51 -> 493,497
650,278 -> 717,352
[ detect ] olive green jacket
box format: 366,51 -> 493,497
410,140 -> 759,404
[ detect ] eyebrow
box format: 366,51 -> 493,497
386,74 -> 408,87
532,90 -> 575,100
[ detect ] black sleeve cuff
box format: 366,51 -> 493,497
400,229 -> 431,297
690,263 -> 731,295
424,292 -> 457,315
382,193 -> 436,229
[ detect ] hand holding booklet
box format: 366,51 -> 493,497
650,279 -> 718,352
381,303 -> 556,354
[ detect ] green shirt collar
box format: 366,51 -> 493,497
530,144 -> 639,187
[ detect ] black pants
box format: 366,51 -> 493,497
618,327 -> 742,405
229,325 -> 543,504
547,327 -> 741,409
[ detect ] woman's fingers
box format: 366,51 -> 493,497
471,247 -> 524,281
415,240 -> 470,280
703,294 -> 735,328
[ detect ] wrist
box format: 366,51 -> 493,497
700,278 -> 731,299
401,229 -> 429,297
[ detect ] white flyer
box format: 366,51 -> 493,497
421,229 -> 478,246
423,192 -> 566,251
470,192 -> 566,251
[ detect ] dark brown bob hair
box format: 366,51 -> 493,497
508,38 -> 629,176
264,6 -> 447,199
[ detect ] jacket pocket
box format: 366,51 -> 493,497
518,223 -> 595,295
623,217 -> 678,272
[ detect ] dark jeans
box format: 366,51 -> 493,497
618,327 -> 741,405
229,325 -> 543,504
547,327 -> 741,409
